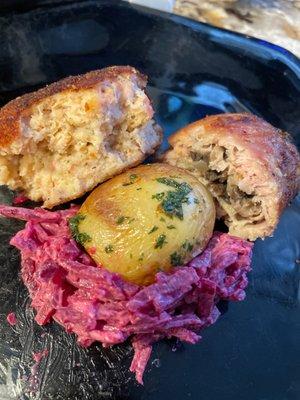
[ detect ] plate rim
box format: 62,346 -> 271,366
1,0 -> 299,76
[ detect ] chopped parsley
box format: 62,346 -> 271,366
74,232 -> 91,246
188,243 -> 194,251
116,216 -> 135,225
155,177 -> 192,220
167,225 -> 176,229
130,253 -> 133,259
152,192 -> 165,201
160,217 -> 166,222
116,216 -> 126,224
69,214 -> 91,246
156,177 -> 183,190
136,187 -> 142,191
169,241 -> 194,267
148,225 -> 159,234
122,174 -> 138,186
138,252 -> 144,262
105,244 -> 114,253
194,198 -> 200,204
154,234 -> 167,249
170,252 -> 183,266
182,240 -> 193,252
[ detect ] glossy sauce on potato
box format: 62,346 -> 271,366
77,164 -> 215,285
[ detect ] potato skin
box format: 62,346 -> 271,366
78,163 -> 216,285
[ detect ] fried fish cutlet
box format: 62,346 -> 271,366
0,66 -> 162,208
163,113 -> 300,241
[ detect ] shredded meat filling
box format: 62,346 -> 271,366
189,148 -> 263,222
205,169 -> 227,197
227,186 -> 262,220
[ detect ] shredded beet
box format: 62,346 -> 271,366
12,194 -> 29,206
6,312 -> 17,326
28,348 -> 49,392
32,349 -> 49,363
0,205 -> 253,384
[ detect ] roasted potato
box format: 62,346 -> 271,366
75,163 -> 216,285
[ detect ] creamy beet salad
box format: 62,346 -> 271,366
0,166 -> 253,384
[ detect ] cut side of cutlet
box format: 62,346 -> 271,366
163,113 -> 300,240
0,66 -> 162,208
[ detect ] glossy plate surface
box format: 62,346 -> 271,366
0,1 -> 299,399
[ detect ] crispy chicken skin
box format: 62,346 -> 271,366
163,113 -> 300,240
0,66 -> 162,208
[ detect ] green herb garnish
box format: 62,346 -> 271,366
169,241 -> 193,267
105,244 -> 114,253
187,243 -> 193,251
122,174 -> 138,186
148,225 -> 159,234
152,192 -> 165,201
138,252 -> 144,262
116,216 -> 135,225
170,252 -> 183,266
136,187 -> 142,191
154,234 -> 167,249
161,190 -> 190,220
156,177 -> 183,190
194,198 -> 200,204
69,214 -> 91,246
155,177 -> 192,220
167,225 -> 176,229
182,240 -> 193,252
160,217 -> 166,222
116,216 -> 126,224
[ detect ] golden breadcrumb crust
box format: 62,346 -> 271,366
0,66 -> 146,148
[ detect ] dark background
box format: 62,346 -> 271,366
0,1 -> 299,399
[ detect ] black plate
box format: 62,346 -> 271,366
0,1 -> 299,399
